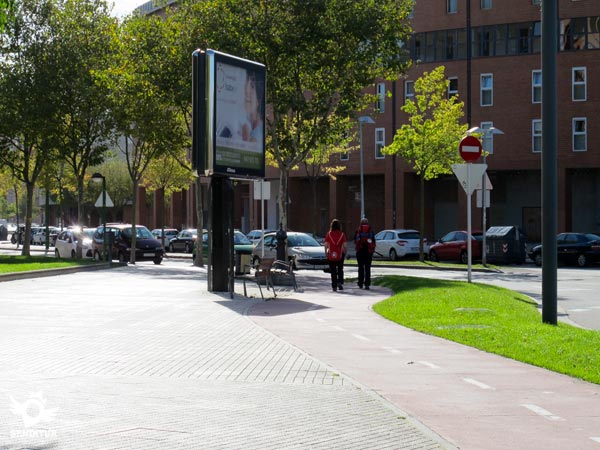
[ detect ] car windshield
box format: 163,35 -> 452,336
234,232 -> 252,245
585,233 -> 600,241
82,229 -> 95,239
287,234 -> 320,247
122,226 -> 154,239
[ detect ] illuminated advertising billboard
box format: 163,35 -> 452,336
193,49 -> 266,179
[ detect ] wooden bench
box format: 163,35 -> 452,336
235,258 -> 297,300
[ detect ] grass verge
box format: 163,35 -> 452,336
0,255 -> 95,274
344,257 -> 498,271
373,275 -> 600,385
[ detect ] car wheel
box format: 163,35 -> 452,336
55,249 -> 60,258
460,250 -> 468,264
429,250 -> 438,262
252,256 -> 261,268
93,250 -> 101,261
71,250 -> 76,259
185,243 -> 191,253
389,248 -> 398,261
534,253 -> 542,267
153,257 -> 162,265
576,253 -> 587,267
118,252 -> 127,263
169,243 -> 175,252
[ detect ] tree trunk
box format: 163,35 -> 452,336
130,180 -> 138,264
21,182 -> 35,256
419,174 -> 425,262
278,168 -> 289,229
194,179 -> 204,267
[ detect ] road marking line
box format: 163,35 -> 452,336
382,346 -> 402,354
331,325 -> 345,331
418,361 -> 440,369
591,437 -> 600,444
521,404 -> 563,421
315,317 -> 325,323
569,308 -> 591,312
463,378 -> 494,390
352,333 -> 372,342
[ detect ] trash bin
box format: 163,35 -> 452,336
486,226 -> 528,265
235,252 -> 252,275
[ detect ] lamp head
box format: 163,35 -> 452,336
91,172 -> 104,183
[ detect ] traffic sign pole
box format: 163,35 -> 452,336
467,164 -> 472,283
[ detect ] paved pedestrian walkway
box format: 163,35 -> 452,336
0,263 -> 452,449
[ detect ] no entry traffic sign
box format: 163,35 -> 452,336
459,135 -> 482,163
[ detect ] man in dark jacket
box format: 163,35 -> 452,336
354,218 -> 376,289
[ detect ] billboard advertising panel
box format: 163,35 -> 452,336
206,49 -> 266,178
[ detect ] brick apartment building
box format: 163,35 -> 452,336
141,0 -> 599,242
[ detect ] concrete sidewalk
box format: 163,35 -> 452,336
249,271 -> 600,450
0,262 -> 453,449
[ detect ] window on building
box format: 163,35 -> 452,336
589,16 -> 600,49
495,24 -> 508,56
480,122 -> 494,154
481,0 -> 492,10
573,118 -> 587,151
376,82 -> 386,113
340,151 -> 349,161
572,67 -> 587,101
447,0 -> 457,14
532,120 -> 542,153
446,30 -> 456,59
448,77 -> 458,98
375,128 -> 385,159
532,70 -> 542,103
405,80 -> 415,104
480,74 -> 493,106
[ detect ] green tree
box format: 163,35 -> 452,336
97,14 -> 188,263
176,0 -> 413,229
141,148 -> 195,248
383,66 -> 468,261
0,0 -> 61,255
48,0 -> 117,226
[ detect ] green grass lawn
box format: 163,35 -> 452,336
373,275 -> 600,385
345,257 -> 498,271
0,255 -> 95,274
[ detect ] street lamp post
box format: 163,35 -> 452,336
358,116 -> 375,219
91,173 -> 107,260
467,125 -> 504,265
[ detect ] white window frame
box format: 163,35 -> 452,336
572,117 -> 587,152
480,73 -> 493,106
480,121 -> 494,154
532,119 -> 542,153
572,67 -> 587,101
404,80 -> 415,104
532,70 -> 542,104
376,82 -> 386,113
375,128 -> 385,159
481,0 -> 492,9
448,77 -> 458,98
447,0 -> 457,14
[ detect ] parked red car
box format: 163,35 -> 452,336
428,230 -> 483,263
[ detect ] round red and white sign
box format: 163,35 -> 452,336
459,136 -> 482,163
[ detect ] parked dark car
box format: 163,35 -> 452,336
429,230 -> 483,263
168,228 -> 198,253
92,224 -> 163,264
528,232 -> 600,267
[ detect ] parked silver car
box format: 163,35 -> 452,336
251,231 -> 327,270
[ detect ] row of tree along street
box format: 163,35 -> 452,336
0,0 -> 467,264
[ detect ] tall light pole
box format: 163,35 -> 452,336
92,173 -> 107,260
467,125 -> 504,264
358,116 -> 375,219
